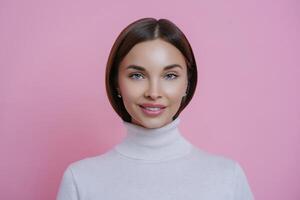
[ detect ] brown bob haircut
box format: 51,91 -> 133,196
105,18 -> 198,123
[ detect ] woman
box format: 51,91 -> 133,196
57,18 -> 254,200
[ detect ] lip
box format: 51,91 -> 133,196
140,103 -> 166,108
139,104 -> 166,117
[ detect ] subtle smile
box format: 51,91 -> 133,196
139,104 -> 166,117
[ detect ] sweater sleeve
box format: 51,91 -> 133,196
56,165 -> 79,200
233,162 -> 255,200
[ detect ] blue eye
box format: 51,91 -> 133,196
128,73 -> 178,80
165,73 -> 178,80
129,73 -> 144,80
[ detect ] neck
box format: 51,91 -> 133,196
114,117 -> 192,162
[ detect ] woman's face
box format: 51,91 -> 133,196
117,38 -> 188,128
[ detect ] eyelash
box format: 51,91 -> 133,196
128,73 -> 179,80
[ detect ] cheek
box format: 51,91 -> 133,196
163,82 -> 186,101
119,83 -> 138,111
119,79 -> 143,100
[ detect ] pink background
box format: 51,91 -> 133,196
1,0 -> 299,199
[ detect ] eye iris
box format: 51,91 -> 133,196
166,74 -> 177,79
131,74 -> 142,79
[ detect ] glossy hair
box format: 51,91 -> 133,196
105,18 -> 198,122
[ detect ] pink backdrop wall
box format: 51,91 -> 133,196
1,0 -> 299,199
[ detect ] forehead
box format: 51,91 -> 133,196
119,39 -> 186,71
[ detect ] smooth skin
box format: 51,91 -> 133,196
117,38 -> 188,129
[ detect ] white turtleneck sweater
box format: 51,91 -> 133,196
56,118 -> 254,200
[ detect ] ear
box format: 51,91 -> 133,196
185,79 -> 189,96
116,86 -> 123,96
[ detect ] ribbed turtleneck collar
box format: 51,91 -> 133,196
114,117 -> 192,162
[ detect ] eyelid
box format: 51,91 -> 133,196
165,71 -> 179,75
165,71 -> 179,76
128,72 -> 144,80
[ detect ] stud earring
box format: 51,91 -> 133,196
117,94 -> 122,98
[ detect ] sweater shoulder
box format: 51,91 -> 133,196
188,146 -> 239,172
66,149 -> 117,173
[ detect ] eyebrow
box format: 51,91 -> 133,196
125,64 -> 183,71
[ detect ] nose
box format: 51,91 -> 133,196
144,79 -> 162,100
